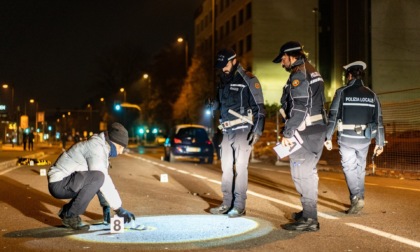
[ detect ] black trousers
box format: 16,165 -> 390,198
49,171 -> 105,216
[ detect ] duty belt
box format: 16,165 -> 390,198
219,109 -> 253,130
297,113 -> 324,131
341,124 -> 367,130
337,120 -> 367,135
309,114 -> 323,123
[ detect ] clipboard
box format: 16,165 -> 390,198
273,131 -> 304,158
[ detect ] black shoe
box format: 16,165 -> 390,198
227,207 -> 246,218
346,196 -> 365,214
210,205 -> 231,214
291,211 -> 303,221
58,204 -> 70,220
62,215 -> 90,231
282,218 -> 320,232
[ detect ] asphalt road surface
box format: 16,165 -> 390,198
1,146 -> 419,251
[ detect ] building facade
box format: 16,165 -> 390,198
194,0 -> 420,104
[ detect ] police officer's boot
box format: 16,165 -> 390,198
210,204 -> 231,214
282,217 -> 320,232
346,196 -> 365,214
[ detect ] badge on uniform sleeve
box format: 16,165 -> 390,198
292,79 -> 300,87
255,83 -> 261,89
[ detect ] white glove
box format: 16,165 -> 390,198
374,145 -> 383,156
324,140 -> 332,150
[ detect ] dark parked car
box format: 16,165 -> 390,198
164,124 -> 214,164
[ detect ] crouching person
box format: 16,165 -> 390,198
48,122 -> 135,230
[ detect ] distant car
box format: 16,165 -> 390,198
163,124 -> 214,164
154,134 -> 166,145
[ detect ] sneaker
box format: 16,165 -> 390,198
346,196 -> 365,214
291,211 -> 303,221
282,218 -> 320,232
227,207 -> 246,218
210,205 -> 231,215
62,215 -> 90,231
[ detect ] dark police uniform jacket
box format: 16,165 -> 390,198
214,64 -> 265,135
281,60 -> 327,138
326,79 -> 385,146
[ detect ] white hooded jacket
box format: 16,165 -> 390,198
48,132 -> 122,210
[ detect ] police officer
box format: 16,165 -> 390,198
324,61 -> 385,214
209,48 -> 265,218
273,41 -> 327,231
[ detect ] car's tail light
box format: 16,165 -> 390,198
174,138 -> 182,144
206,140 -> 212,145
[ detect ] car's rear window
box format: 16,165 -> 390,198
176,128 -> 209,142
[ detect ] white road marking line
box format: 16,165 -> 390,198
387,186 -> 420,192
129,154 -> 420,248
346,223 -> 420,249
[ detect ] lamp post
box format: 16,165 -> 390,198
312,7 -> 319,71
177,37 -> 189,74
2,84 -> 14,116
120,88 -> 126,102
29,99 -> 38,131
2,84 -> 16,144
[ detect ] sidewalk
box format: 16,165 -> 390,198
0,142 -> 59,172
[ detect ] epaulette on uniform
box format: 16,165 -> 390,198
245,71 -> 255,79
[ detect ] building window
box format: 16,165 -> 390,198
232,15 -> 236,31
226,0 -> 230,8
209,11 -> 212,23
246,2 -> 252,20
239,9 -> 244,25
220,0 -> 224,12
225,21 -> 230,36
239,39 -> 244,56
220,26 -> 224,39
246,34 -> 252,52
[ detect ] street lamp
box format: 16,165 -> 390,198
177,37 -> 189,73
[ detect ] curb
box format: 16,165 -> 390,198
0,151 -> 46,172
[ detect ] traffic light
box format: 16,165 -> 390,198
115,104 -> 121,111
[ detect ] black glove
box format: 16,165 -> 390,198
103,206 -> 111,224
115,207 -> 135,223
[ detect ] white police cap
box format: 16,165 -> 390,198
343,61 -> 367,70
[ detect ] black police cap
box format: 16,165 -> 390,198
215,48 -> 236,69
273,41 -> 303,63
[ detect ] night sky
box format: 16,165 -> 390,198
0,0 -> 202,110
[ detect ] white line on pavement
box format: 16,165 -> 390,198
346,223 -> 420,249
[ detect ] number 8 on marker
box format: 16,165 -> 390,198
110,215 -> 124,233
